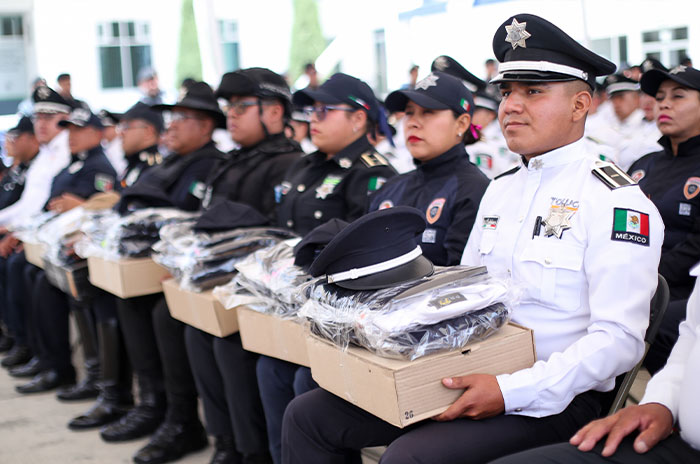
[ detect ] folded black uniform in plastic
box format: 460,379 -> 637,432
214,239 -> 312,316
298,266 -> 515,360
152,224 -> 297,292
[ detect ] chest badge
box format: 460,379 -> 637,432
68,161 -> 84,174
543,206 -> 574,239
683,177 -> 700,200
426,198 -> 446,224
483,216 -> 499,230
378,200 -> 394,210
315,175 -> 342,199
630,169 -> 645,182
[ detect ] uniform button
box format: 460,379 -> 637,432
515,408 -> 523,412
544,258 -> 552,265
286,220 -> 294,227
297,184 -> 306,192
314,210 -> 323,220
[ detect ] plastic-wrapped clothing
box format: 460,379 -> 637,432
117,145 -> 164,191
368,143 -> 489,265
201,133 -> 303,221
629,134 -> 700,301
275,136 -> 397,236
0,162 -> 31,210
298,266 -> 514,360
47,145 -> 117,208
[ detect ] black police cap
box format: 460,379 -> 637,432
293,218 -> 349,271
58,107 -> 104,129
32,85 -> 71,114
120,102 -> 165,133
603,73 -> 640,95
216,67 -> 292,115
194,200 -> 269,232
152,81 -> 226,129
7,116 -> 34,136
293,73 -> 380,122
638,57 -> 667,74
491,14 -> 616,89
385,71 -> 475,116
431,55 -> 486,91
640,65 -> 700,96
308,206 -> 434,290
473,89 -> 500,112
98,110 -> 120,127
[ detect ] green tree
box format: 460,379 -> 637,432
176,0 -> 202,85
289,0 -> 326,83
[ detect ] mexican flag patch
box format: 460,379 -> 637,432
611,208 -> 650,246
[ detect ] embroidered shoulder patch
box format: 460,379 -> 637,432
611,208 -> 650,246
94,174 -> 114,192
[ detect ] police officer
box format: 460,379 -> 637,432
184,67 -> 303,463
101,83 -> 224,464
281,14 -> 663,463
627,65 -> 700,375
369,71 -> 489,265
15,108 -> 117,394
257,72 -> 396,464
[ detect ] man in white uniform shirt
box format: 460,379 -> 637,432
280,14 -> 664,464
490,264 -> 700,463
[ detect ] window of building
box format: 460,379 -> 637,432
642,26 -> 689,67
219,20 -> 240,72
0,15 -> 27,114
591,35 -> 628,67
97,21 -> 152,89
374,29 -> 387,96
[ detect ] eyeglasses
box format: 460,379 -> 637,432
223,100 -> 279,116
303,105 -> 355,121
169,112 -> 205,123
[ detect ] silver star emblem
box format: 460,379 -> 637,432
505,19 -> 531,50
530,158 -> 543,170
37,86 -> 51,99
543,208 -> 574,239
670,65 -> 687,74
415,73 -> 439,90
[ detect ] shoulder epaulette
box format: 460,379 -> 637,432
592,160 -> 635,190
360,151 -> 390,168
494,166 -> 520,180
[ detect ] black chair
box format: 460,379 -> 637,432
607,274 -> 670,415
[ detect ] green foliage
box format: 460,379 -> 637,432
289,0 -> 326,83
176,0 -> 203,84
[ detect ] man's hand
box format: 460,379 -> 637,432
570,403 -> 673,456
433,374 -> 505,421
48,193 -> 85,213
0,234 -> 19,258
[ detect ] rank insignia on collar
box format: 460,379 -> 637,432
415,73 -> 439,90
339,158 -> 352,169
505,18 -> 531,50
530,158 -> 543,170
543,206 -> 574,239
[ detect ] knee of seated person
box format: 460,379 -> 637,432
282,389 -> 323,433
379,443 -> 421,464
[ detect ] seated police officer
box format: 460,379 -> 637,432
369,71 -> 489,266
280,14 -> 663,464
184,67 -> 302,464
101,82 -> 224,464
15,108 -> 117,394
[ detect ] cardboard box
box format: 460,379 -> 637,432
24,241 -> 46,269
307,323 -> 536,428
163,278 -> 239,337
87,256 -> 170,298
237,307 -> 310,367
43,259 -> 95,302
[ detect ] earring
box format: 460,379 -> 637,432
457,132 -> 463,137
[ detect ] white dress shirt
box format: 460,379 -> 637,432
0,130 -> 70,227
641,264 -> 700,450
461,137 -> 663,417
468,121 -> 520,179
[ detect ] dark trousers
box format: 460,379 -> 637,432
33,271 -> 74,377
3,252 -> 34,346
257,357 -> 317,464
644,298 -> 688,375
185,327 -> 269,456
281,388 -> 604,464
488,434 -> 700,464
152,297 -> 199,423
116,293 -> 164,381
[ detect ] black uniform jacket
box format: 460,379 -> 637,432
117,145 -> 164,191
275,136 -> 397,236
202,133 -> 303,220
629,134 -> 700,300
47,145 -> 117,207
0,161 -> 31,210
368,143 -> 490,265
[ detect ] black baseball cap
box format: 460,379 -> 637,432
58,108 -> 104,129
491,13 -> 616,89
119,102 -> 165,133
385,71 -> 475,116
216,67 -> 292,115
152,81 -> 226,129
293,73 -> 381,122
640,65 -> 700,96
7,116 -> 35,136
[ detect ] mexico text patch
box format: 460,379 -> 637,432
611,208 -> 649,246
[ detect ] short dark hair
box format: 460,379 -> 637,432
57,73 -> 70,82
485,59 -> 496,66
304,63 -> 316,73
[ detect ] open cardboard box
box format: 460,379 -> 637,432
87,256 -> 170,298
237,307 -> 310,367
163,278 -> 239,338
307,323 -> 536,428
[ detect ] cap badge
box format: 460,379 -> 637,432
37,86 -> 51,100
505,18 -> 531,50
415,73 -> 439,90
670,65 -> 687,75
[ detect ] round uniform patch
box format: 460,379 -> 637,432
684,177 -> 700,200
630,169 -> 645,182
426,198 -> 446,224
378,200 -> 394,210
